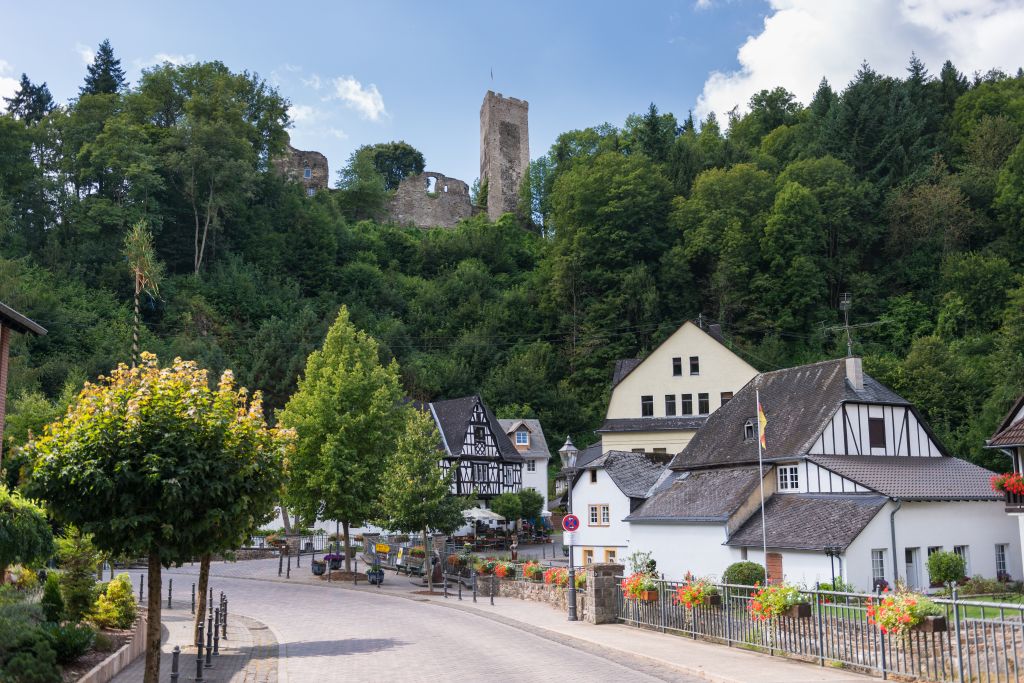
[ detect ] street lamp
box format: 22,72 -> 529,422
824,545 -> 842,587
559,436 -> 579,622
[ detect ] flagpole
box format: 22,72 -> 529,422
756,389 -> 768,577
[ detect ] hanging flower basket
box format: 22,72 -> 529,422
637,589 -> 659,602
786,603 -> 812,619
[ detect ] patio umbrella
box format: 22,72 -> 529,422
462,507 -> 505,521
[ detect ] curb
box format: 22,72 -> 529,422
79,611 -> 148,683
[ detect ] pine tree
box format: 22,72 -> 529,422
3,73 -> 54,124
81,39 -> 126,95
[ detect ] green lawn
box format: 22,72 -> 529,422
951,594 -> 1024,619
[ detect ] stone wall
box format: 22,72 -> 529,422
586,562 -> 624,624
480,91 -> 529,221
476,575 -> 590,620
272,137 -> 329,194
387,171 -> 476,229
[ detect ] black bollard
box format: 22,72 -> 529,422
138,573 -> 144,602
491,574 -> 495,606
195,622 -> 205,682
444,577 -> 448,598
222,597 -> 228,639
170,645 -> 180,682
296,546 -> 301,568
191,583 -> 195,614
208,587 -> 213,618
213,608 -> 220,656
168,578 -> 173,609
205,615 -> 213,668
458,578 -> 462,601
287,553 -> 291,579
472,574 -> 477,603
278,551 -> 283,577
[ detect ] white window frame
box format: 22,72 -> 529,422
689,355 -> 700,375
601,505 -> 610,525
954,545 -> 971,576
588,504 -> 610,527
303,167 -> 312,179
871,549 -> 886,583
526,459 -> 536,472
777,465 -> 799,491
515,430 -> 529,445
996,544 -> 1008,576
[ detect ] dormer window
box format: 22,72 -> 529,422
778,465 -> 799,491
515,429 -> 529,446
744,420 -> 755,440
672,357 -> 682,376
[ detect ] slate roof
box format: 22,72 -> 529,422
726,494 -> 888,551
808,455 -> 1001,501
612,359 -> 642,388
576,441 -> 604,469
598,417 -> 707,433
429,395 -> 523,462
989,395 -> 1024,448
668,359 -> 912,470
625,467 -> 762,522
581,450 -> 665,499
498,418 -> 551,460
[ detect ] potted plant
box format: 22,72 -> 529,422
475,558 -> 497,575
748,583 -> 810,620
522,562 -> 544,582
323,553 -> 343,571
544,567 -> 568,587
494,562 -> 516,579
674,577 -> 720,608
409,546 -> 426,559
311,559 -> 326,576
366,561 -> 385,585
621,572 -> 659,601
867,589 -> 946,635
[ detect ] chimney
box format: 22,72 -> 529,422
708,323 -> 724,343
845,357 -> 864,392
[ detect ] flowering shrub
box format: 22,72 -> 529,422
409,546 -> 426,559
747,583 -> 807,621
522,562 -> 544,580
475,558 -> 497,575
447,554 -> 464,567
867,590 -> 943,636
621,572 -> 659,599
544,567 -> 569,587
674,578 -> 718,608
494,562 -> 516,579
992,472 -> 1024,495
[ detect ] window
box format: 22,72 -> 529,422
871,549 -> 886,585
601,506 -> 610,524
473,462 -> 488,483
515,429 -> 529,445
681,394 -> 693,415
744,420 -> 756,441
641,395 -> 654,417
604,548 -> 617,563
303,167 -> 312,179
954,545 -> 971,575
927,546 -> 942,557
721,391 -> 733,406
588,504 -> 609,526
589,505 -> 599,524
868,417 -> 886,449
631,448 -> 646,454
306,187 -> 316,197
653,447 -> 667,454
777,465 -> 799,491
672,357 -> 682,376
582,549 -> 594,565
526,459 -> 536,472
590,470 -> 597,484
690,356 -> 700,375
473,426 -> 485,442
665,394 -> 677,416
698,393 -> 710,415
996,544 -> 1009,578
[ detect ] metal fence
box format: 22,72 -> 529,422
615,578 -> 1024,682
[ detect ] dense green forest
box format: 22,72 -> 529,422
2,42 -> 1023,482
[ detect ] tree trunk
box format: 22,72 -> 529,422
342,521 -> 351,573
0,563 -> 7,584
193,554 -> 210,644
132,279 -> 140,367
423,528 -> 433,593
143,551 -> 162,683
280,505 -> 292,535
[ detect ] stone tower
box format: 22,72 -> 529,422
480,91 -> 529,221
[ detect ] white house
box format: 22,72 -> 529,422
624,357 -> 1021,591
988,394 -> 1024,576
600,320 -> 758,455
499,418 -> 551,512
568,450 -> 665,567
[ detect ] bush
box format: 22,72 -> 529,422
723,561 -> 766,586
0,600 -> 60,683
960,575 -> 1005,596
927,551 -> 966,586
90,574 -> 136,629
626,550 -> 656,575
39,622 -> 95,664
40,574 -> 64,623
7,565 -> 39,592
56,527 -> 101,623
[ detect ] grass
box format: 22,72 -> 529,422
951,594 -> 1024,619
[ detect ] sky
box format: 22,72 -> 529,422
2,1 -> 1023,186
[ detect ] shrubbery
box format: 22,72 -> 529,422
39,623 -> 95,665
927,551 -> 966,587
91,574 -> 137,629
41,573 -> 64,623
723,561 -> 766,586
0,600 -> 61,683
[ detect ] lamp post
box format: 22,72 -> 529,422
559,436 -> 579,622
824,545 -> 842,587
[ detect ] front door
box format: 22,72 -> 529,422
905,547 -> 920,590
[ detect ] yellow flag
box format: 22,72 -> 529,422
758,400 -> 767,450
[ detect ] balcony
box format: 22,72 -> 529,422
1006,490 -> 1024,513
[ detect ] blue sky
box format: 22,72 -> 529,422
3,1 -> 1022,185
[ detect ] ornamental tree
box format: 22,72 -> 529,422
0,484 -> 53,584
376,406 -> 467,592
25,354 -> 282,683
280,307 -> 406,572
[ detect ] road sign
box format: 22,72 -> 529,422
562,514 -> 580,532
562,531 -> 576,546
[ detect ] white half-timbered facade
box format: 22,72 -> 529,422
808,403 -> 943,458
429,395 -> 523,500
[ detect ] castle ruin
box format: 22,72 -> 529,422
272,135 -> 329,196
480,91 -> 530,222
388,171 -> 476,228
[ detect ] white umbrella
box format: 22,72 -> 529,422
463,506 -> 505,521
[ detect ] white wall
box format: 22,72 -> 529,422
628,523 -> 739,579
777,460 -> 870,494
809,404 -> 942,457
521,456 -> 550,510
600,429 -> 697,455
569,468 -> 631,565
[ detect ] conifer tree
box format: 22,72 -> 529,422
81,39 -> 126,95
3,73 -> 54,124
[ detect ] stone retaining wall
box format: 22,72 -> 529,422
475,576 -> 590,621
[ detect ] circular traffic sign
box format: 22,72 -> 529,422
562,514 -> 580,532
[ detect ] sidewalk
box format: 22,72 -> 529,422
110,608 -> 277,683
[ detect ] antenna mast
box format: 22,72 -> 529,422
839,293 -> 852,357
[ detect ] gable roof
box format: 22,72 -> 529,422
625,467 -> 762,523
668,358 -> 912,470
611,359 -> 642,388
989,395 -> 1024,448
726,494 -> 888,551
429,395 -> 522,462
498,418 -> 550,460
808,454 -> 1000,501
580,450 -> 665,499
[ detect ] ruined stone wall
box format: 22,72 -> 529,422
272,138 -> 329,194
387,171 -> 476,229
480,91 -> 529,221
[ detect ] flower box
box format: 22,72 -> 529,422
708,594 -> 721,606
637,589 -> 659,602
913,615 -> 947,633
786,603 -> 812,619
366,568 -> 384,585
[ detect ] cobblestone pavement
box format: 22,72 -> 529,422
125,562 -> 698,682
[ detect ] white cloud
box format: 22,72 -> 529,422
302,73 -> 322,91
694,0 -> 714,9
137,53 -> 197,69
289,104 -> 323,123
0,59 -> 18,103
76,43 -> 95,65
329,76 -> 387,121
327,127 -> 348,140
695,0 -> 1024,121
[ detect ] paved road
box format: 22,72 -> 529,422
129,563 -> 699,682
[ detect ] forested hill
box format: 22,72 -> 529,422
1,46 -> 1023,480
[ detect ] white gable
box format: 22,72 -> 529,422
808,403 -> 942,457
